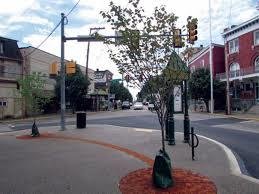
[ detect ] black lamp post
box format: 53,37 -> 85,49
167,92 -> 175,145
183,80 -> 190,143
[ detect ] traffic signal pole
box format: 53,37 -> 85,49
60,15 -> 196,130
60,13 -> 66,130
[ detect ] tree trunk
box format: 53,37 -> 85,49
161,120 -> 166,152
194,99 -> 197,111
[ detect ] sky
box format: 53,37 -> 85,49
0,0 -> 258,99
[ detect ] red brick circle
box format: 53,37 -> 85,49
119,168 -> 217,194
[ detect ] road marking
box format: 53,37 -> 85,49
134,128 -> 156,133
239,120 -> 257,124
211,124 -> 259,134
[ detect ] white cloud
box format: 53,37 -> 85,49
13,0 -> 259,99
7,15 -> 54,28
0,0 -> 35,16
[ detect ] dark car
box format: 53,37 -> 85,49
122,101 -> 130,109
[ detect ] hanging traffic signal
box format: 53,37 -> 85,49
125,74 -> 130,82
66,61 -> 76,74
173,29 -> 183,48
188,24 -> 198,44
49,61 -> 58,77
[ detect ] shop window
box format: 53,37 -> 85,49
254,30 -> 259,46
229,38 -> 239,54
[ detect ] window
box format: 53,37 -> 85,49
0,42 -> 3,54
0,100 -> 7,107
255,56 -> 259,72
229,38 -> 239,54
230,62 -> 240,77
190,66 -> 195,73
200,60 -> 205,67
254,30 -> 259,45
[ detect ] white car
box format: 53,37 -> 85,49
133,102 -> 144,110
148,103 -> 155,110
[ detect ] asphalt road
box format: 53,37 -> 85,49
3,110 -> 259,180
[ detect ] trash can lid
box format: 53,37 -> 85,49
75,111 -> 86,113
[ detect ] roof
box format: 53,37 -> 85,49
222,15 -> 259,38
20,46 -> 61,59
188,43 -> 224,64
0,36 -> 22,61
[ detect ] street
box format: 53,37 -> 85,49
1,109 -> 259,180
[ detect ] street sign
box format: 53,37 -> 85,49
174,85 -> 183,113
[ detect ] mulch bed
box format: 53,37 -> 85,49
119,168 -> 217,194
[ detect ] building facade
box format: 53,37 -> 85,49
20,46 -> 95,114
0,37 -> 23,119
217,16 -> 259,110
188,44 -> 225,77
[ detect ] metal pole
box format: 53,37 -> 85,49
60,13 -> 66,130
209,0 -> 214,113
168,93 -> 175,145
183,80 -> 190,143
225,38 -> 231,115
85,27 -> 105,77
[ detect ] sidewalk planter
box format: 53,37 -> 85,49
152,149 -> 173,188
76,111 -> 86,128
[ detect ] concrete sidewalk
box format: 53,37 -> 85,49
0,124 -> 259,194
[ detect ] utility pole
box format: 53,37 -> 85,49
209,0 -> 214,114
85,27 -> 105,79
225,38 -> 231,115
60,13 -> 66,130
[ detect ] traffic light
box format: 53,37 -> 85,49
66,61 -> 76,74
188,24 -> 198,44
173,29 -> 183,48
125,74 -> 130,82
49,61 -> 58,76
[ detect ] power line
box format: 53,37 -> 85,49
24,21 -> 61,58
24,0 -> 81,58
66,0 -> 81,17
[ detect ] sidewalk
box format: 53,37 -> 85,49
0,124 -> 259,193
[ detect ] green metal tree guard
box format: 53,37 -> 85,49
183,80 -> 190,143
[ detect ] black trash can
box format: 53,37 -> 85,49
76,111 -> 86,128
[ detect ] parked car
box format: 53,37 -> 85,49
148,103 -> 155,110
133,102 -> 144,110
122,101 -> 130,109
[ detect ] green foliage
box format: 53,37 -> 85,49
110,81 -> 133,102
189,68 -> 226,112
101,0 -> 195,152
17,72 -> 50,115
55,64 -> 90,112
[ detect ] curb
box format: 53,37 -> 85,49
191,133 -> 259,184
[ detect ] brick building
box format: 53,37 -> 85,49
217,15 -> 259,110
188,44 -> 225,77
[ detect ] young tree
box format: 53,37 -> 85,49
189,68 -> 226,112
101,0 -> 193,188
17,72 -> 50,136
55,64 -> 90,112
101,0 -> 192,153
